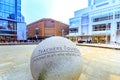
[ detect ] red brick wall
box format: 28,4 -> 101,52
27,18 -> 69,40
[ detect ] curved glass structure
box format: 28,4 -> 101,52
0,0 -> 21,42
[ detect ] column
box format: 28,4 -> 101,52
110,12 -> 117,44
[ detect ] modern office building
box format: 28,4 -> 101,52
0,0 -> 26,42
69,0 -> 120,43
27,18 -> 69,41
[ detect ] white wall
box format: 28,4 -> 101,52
17,23 -> 26,40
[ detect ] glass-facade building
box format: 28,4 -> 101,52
0,0 -> 21,42
69,0 -> 120,43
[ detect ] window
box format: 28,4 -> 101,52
107,23 -> 111,30
10,0 -> 15,5
93,13 -> 113,22
6,5 -> 9,12
88,0 -> 91,6
92,23 -> 110,31
4,13 -> 9,18
94,0 -> 107,4
69,28 -> 78,33
17,0 -> 21,4
0,4 -> 3,11
115,11 -> 120,19
117,22 -> 120,30
35,28 -> 39,35
112,0 -> 115,3
96,2 -> 109,7
10,7 -> 15,13
17,6 -> 21,11
0,12 -> 2,17
5,0 -> 10,4
81,16 -> 89,24
44,20 -> 54,28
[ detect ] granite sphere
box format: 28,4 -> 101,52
30,36 -> 83,80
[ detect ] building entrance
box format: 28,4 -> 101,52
69,37 -> 78,42
92,36 -> 110,43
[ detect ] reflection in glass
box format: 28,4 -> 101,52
0,0 -> 21,41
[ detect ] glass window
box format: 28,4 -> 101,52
69,28 -> 78,33
94,0 -> 107,4
4,5 -> 7,12
18,17 -> 20,21
10,7 -> 15,13
0,4 -> 3,12
107,23 -> 111,30
13,22 -> 17,30
9,14 -> 15,19
17,13 -> 21,17
17,0 -> 21,4
8,21 -> 14,30
3,13 -> 9,18
3,5 -> 6,11
0,20 -> 3,29
17,6 -> 21,10
5,0 -> 10,3
2,21 -> 8,30
0,12 -> 2,17
117,22 -> 120,30
0,4 -> 2,10
0,0 -> 21,21
81,16 -> 89,24
92,23 -> 110,31
10,0 -> 15,5
6,5 -> 9,12
0,0 -> 3,3
112,0 -> 115,3
115,11 -> 120,19
88,0 -> 91,6
93,13 -> 113,22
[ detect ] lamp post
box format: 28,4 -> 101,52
62,29 -> 64,37
35,28 -> 39,42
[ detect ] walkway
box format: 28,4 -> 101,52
77,45 -> 120,80
77,43 -> 120,50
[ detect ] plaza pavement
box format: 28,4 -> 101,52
77,43 -> 120,50
0,44 -> 120,80
78,45 -> 120,80
0,45 -> 36,80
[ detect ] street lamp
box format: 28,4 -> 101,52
62,29 -> 64,37
35,28 -> 39,42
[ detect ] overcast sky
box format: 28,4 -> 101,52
21,0 -> 88,24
